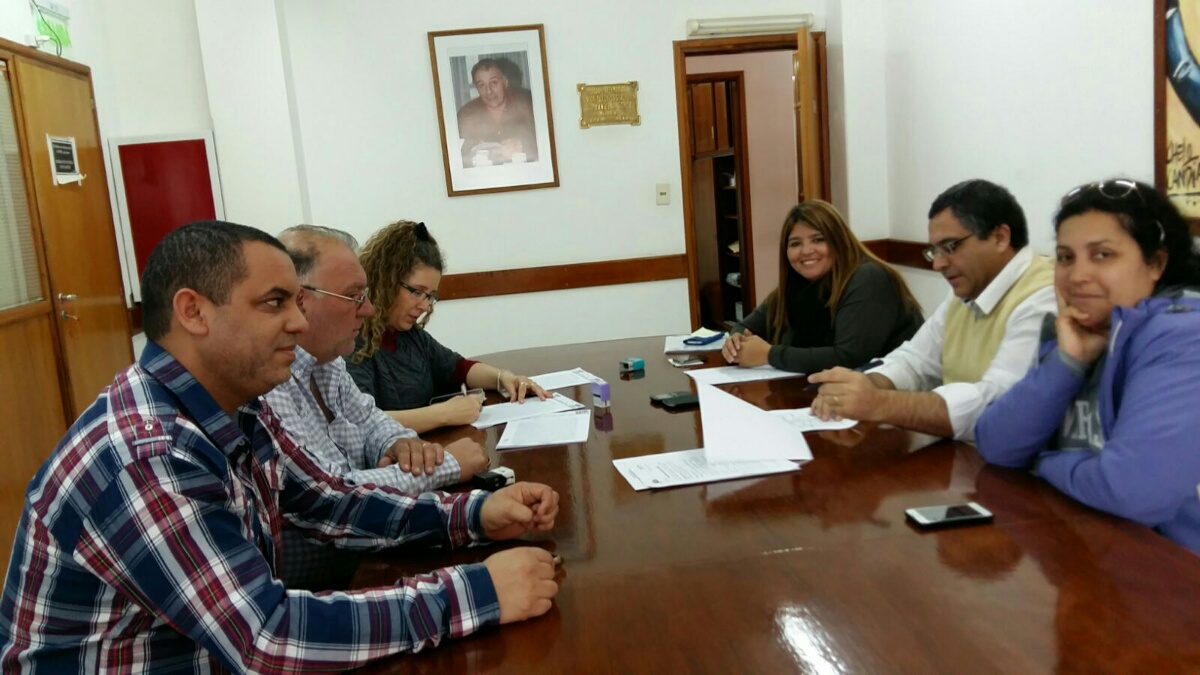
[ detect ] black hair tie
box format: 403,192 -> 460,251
414,221 -> 429,240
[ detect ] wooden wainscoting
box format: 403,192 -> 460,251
438,254 -> 689,300
863,239 -> 932,270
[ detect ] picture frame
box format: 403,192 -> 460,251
428,24 -> 560,197
1156,0 -> 1200,233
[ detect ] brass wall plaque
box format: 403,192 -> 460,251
578,81 -> 641,128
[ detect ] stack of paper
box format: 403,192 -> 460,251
697,384 -> 812,463
612,384 -> 810,491
685,364 -> 803,386
497,408 -> 591,450
664,328 -> 726,353
471,392 -> 585,429
613,450 -> 798,490
530,367 -> 601,391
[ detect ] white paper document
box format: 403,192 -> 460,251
613,449 -> 800,490
530,368 -> 600,391
769,408 -> 859,432
471,392 -> 585,429
664,328 -> 726,353
698,384 -> 813,463
685,364 -> 803,386
497,408 -> 591,450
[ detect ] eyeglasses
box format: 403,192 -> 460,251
1065,179 -> 1141,203
302,285 -> 370,308
922,233 -> 975,262
400,281 -> 439,306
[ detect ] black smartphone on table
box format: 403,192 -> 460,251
904,502 -> 994,529
659,392 -> 699,410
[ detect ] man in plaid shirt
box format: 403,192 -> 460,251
262,226 -> 489,588
0,221 -> 560,673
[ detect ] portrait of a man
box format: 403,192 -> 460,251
429,24 -> 559,196
457,57 -> 539,168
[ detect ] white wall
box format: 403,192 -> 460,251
99,0 -> 210,138
879,0 -> 1154,254
828,0 -> 890,242
194,0 -> 305,233
687,50 -> 798,307
10,0 -> 1156,352
271,0 -> 823,355
0,1 -> 32,45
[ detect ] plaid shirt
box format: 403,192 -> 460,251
263,346 -> 461,490
0,341 -> 500,673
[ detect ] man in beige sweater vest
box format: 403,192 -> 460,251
809,179 -> 1055,441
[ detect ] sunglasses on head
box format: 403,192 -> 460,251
1063,179 -> 1165,244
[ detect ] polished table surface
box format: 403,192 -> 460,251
356,336 -> 1200,674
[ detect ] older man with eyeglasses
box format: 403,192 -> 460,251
265,225 -> 490,588
808,179 -> 1056,442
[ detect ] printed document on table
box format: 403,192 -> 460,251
769,408 -> 859,432
497,409 -> 591,450
685,365 -> 803,386
698,384 -> 812,463
472,392 -> 585,429
613,449 -> 800,490
664,328 -> 726,353
531,368 -> 600,391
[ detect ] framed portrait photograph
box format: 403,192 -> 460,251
428,24 -> 560,197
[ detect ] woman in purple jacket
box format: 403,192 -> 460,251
976,179 -> 1200,553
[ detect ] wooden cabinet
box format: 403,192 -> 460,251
688,80 -> 732,156
688,75 -> 752,329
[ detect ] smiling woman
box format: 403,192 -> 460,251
347,220 -> 547,433
976,179 -> 1200,554
721,200 -> 923,374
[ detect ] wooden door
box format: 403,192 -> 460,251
0,56 -> 69,563
794,27 -> 824,201
13,57 -> 132,417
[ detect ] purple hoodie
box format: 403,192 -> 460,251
976,290 -> 1200,554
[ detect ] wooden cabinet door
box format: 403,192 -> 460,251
14,57 -> 132,417
690,82 -> 716,154
714,81 -> 731,152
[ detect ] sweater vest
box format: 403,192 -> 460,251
942,255 -> 1054,385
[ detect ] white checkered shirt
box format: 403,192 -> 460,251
265,346 -> 462,586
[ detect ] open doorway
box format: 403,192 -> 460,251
674,33 -> 830,329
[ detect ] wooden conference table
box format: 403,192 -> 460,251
356,336 -> 1200,674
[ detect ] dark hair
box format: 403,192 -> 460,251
140,220 -> 287,341
471,58 -> 506,82
471,57 -> 523,89
355,221 -> 445,360
1054,179 -> 1200,289
765,200 -> 920,342
928,179 -> 1028,250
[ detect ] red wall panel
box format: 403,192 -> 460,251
117,139 -> 217,276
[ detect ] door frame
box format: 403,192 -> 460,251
673,33 -> 830,328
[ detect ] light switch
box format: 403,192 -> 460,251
655,183 -> 670,206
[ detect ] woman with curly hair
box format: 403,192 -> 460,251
346,220 -> 547,432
